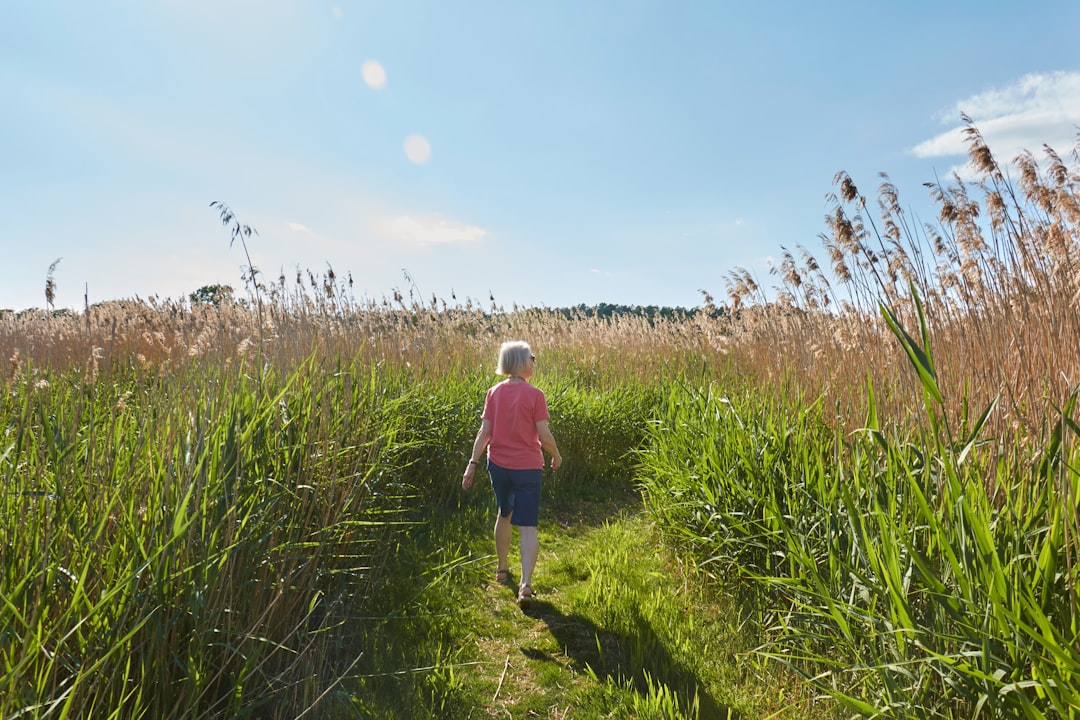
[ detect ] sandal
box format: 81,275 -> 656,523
516,584 -> 534,608
495,568 -> 513,585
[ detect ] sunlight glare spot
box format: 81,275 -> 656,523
404,134 -> 432,165
361,60 -> 387,90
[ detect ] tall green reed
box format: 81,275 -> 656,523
0,352 -> 420,718
638,291 -> 1080,717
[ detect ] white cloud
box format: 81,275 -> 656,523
911,71 -> 1080,176
380,215 -> 486,247
272,218 -> 343,254
942,72 -> 1080,122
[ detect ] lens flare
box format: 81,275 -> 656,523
404,134 -> 431,165
361,60 -> 386,90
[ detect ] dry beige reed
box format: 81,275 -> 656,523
5,121 -> 1078,455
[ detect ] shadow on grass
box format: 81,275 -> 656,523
542,475 -> 643,526
519,598 -> 740,720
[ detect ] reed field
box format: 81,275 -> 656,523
1,125 -> 1078,718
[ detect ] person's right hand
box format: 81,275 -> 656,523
549,454 -> 562,471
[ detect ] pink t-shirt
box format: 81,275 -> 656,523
482,379 -> 550,470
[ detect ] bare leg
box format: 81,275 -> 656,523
518,525 -> 539,590
494,513 -> 513,572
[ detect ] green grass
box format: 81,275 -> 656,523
4,292 -> 1075,718
635,294 -> 1080,719
0,355 -> 429,717
345,474 -> 839,719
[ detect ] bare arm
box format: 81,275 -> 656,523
536,420 -> 562,470
462,419 -> 492,491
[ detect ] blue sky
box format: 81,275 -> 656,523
3,1 -> 1080,312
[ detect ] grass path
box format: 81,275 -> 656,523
391,483 -> 839,719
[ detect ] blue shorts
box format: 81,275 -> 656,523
487,460 -> 542,527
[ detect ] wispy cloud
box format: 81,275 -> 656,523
911,71 -> 1080,175
274,218 -> 349,255
379,214 -> 487,247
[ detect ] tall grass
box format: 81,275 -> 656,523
638,328 -> 1080,716
0,351 -> 423,717
719,119 -> 1080,446
0,289 -> 681,716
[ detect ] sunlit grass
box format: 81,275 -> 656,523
0,353 -> 422,717
637,295 -> 1080,717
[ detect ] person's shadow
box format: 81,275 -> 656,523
519,598 -> 740,720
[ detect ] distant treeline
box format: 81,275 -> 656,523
549,302 -> 724,322
1,298 -> 725,323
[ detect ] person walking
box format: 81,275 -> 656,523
462,340 -> 562,608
